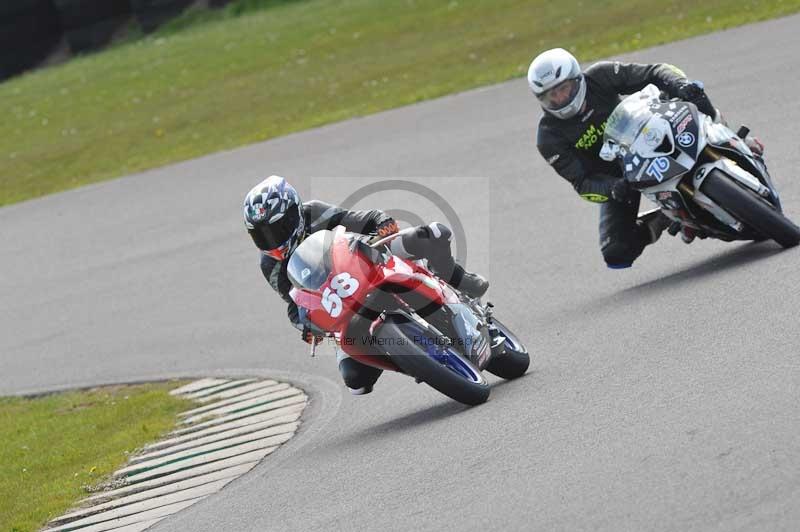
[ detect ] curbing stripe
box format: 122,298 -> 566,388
59,468 -> 252,523
180,387 -> 303,425
105,517 -> 166,532
144,403 -> 305,452
177,383 -> 289,417
116,425 -> 298,477
169,379 -> 229,396
45,479 -> 232,530
168,395 -> 307,437
44,498 -> 205,532
47,378 -> 307,531
194,380 -> 280,403
83,451 -> 265,503
107,517 -> 166,532
131,412 -> 302,464
180,378 -> 260,400
122,443 -> 281,484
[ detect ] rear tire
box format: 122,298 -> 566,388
701,169 -> 800,248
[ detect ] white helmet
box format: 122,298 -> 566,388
527,48 -> 586,120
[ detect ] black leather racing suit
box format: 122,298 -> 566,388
536,61 -> 706,267
259,199 -> 463,391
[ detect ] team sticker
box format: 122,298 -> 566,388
677,131 -> 695,148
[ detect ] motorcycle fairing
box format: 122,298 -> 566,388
619,100 -> 700,186
623,151 -> 690,187
703,121 -> 780,204
289,226 -> 483,372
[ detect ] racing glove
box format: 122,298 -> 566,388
302,325 -> 324,345
374,219 -> 399,238
610,178 -> 636,204
676,80 -> 716,117
298,307 -> 324,345
367,219 -> 400,245
676,80 -> 704,101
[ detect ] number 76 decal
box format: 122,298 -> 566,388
321,272 -> 360,318
645,157 -> 670,182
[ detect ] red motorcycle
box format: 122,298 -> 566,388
288,226 -> 529,405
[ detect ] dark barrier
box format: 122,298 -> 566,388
131,0 -> 196,33
0,0 -> 61,80
1,0 -> 236,81
53,0 -> 132,52
0,0 -> 39,18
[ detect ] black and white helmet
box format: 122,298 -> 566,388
243,175 -> 305,260
527,48 -> 586,120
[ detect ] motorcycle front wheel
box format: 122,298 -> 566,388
377,314 -> 490,406
701,169 -> 800,248
485,318 -> 530,380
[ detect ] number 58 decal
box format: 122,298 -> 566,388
321,272 -> 360,318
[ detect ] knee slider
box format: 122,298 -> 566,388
602,240 -> 637,268
338,358 -> 381,390
424,222 -> 452,242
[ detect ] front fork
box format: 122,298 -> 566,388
684,148 -> 780,232
699,147 -> 779,203
478,301 -> 507,355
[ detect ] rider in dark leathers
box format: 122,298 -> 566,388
260,200 -> 483,331
529,48 -> 764,267
244,176 -> 488,395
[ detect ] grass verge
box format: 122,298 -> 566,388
2,0 -> 800,206
0,382 -> 191,532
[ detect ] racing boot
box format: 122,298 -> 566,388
339,356 -> 381,396
736,125 -> 765,157
637,210 -> 673,244
667,220 -> 696,244
681,226 -> 696,244
744,136 -> 765,157
450,263 -> 489,299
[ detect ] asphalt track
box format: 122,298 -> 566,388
2,14 -> 800,532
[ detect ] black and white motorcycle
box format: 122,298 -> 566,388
600,84 -> 800,248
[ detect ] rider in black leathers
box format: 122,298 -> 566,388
529,48 -> 763,266
244,176 -> 488,395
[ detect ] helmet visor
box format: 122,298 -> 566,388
537,78 -> 581,111
260,203 -> 300,250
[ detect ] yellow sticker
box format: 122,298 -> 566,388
664,64 -> 687,78
580,193 -> 609,203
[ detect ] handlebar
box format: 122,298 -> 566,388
368,232 -> 401,248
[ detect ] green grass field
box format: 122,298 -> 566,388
0,382 -> 190,532
2,0 -> 799,206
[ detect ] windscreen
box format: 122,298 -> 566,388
287,230 -> 335,290
604,93 -> 656,148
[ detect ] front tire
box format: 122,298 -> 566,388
485,318 -> 530,380
701,169 -> 800,248
378,315 -> 490,406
